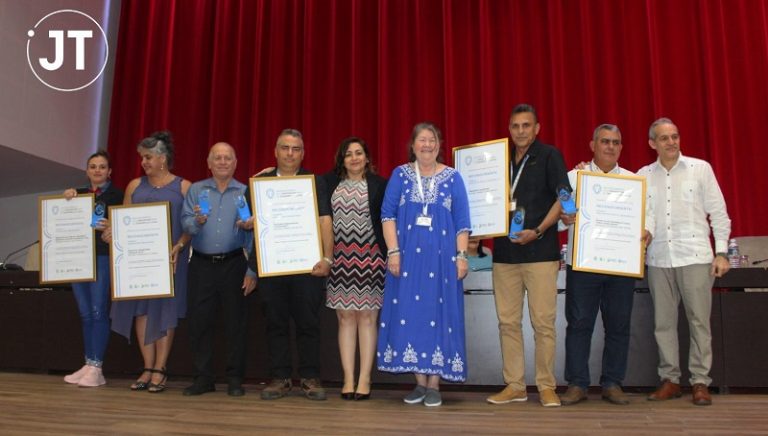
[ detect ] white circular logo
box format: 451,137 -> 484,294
26,9 -> 109,92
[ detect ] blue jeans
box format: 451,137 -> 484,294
71,255 -> 111,364
564,266 -> 635,389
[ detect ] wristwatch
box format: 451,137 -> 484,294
534,227 -> 543,239
716,252 -> 728,260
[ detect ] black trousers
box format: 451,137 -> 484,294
259,274 -> 325,379
186,253 -> 249,384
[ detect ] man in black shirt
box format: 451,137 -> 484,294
486,104 -> 569,407
244,129 -> 334,401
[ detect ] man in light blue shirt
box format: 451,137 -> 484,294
181,142 -> 256,397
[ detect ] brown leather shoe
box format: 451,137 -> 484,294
561,385 -> 587,406
692,383 -> 712,406
602,385 -> 629,405
647,380 -> 682,401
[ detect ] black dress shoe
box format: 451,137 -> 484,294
228,384 -> 245,397
183,383 -> 216,396
340,392 -> 355,400
354,392 -> 371,401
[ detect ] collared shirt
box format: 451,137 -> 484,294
560,161 -> 655,266
182,177 -> 253,255
637,154 -> 731,268
493,139 -> 570,264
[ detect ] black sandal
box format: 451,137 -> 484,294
147,368 -> 168,393
130,368 -> 155,391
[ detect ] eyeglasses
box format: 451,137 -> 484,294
277,145 -> 303,153
598,138 -> 621,146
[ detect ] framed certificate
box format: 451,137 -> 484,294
39,194 -> 96,284
109,202 -> 174,300
572,171 -> 646,278
250,175 -> 323,277
453,138 -> 510,238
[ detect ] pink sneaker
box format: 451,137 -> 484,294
78,366 -> 106,387
64,365 -> 89,384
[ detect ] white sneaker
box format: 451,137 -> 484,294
64,365 -> 89,384
77,366 -> 106,387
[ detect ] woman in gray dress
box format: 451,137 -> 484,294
106,131 -> 191,393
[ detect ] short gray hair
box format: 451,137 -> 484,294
593,123 -> 621,142
648,117 -> 675,140
276,128 -> 303,146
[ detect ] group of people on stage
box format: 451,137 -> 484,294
60,103 -> 731,409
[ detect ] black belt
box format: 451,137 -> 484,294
192,248 -> 244,264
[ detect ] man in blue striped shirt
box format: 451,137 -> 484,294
181,142 -> 256,397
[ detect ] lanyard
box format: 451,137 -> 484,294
509,154 -> 530,200
414,163 -> 436,216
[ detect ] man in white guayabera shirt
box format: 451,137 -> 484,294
639,117 -> 731,407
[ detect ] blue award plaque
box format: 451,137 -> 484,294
508,207 -> 525,239
235,194 -> 251,221
198,189 -> 211,215
91,201 -> 106,227
558,187 -> 577,215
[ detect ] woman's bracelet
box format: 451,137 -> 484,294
387,247 -> 400,257
456,250 -> 468,261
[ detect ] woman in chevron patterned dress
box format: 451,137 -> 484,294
322,137 -> 388,401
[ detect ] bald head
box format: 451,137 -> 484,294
208,142 -> 237,181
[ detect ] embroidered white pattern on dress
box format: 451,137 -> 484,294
442,195 -> 452,210
451,353 -> 464,373
400,165 -> 456,205
383,344 -> 393,363
432,346 -> 445,367
403,343 -> 418,363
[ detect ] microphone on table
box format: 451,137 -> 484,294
0,240 -> 39,271
752,257 -> 768,266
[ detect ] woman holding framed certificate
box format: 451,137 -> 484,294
108,131 -> 191,393
322,137 -> 387,400
61,150 -> 124,387
376,122 -> 471,407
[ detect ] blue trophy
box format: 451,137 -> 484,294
235,194 -> 251,221
198,189 -> 211,215
508,207 -> 525,239
558,186 -> 577,215
91,201 -> 106,228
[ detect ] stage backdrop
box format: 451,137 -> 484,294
107,0 -> 767,236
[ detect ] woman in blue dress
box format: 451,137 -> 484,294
107,131 -> 191,393
376,122 -> 471,407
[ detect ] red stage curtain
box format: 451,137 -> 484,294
108,0 -> 768,236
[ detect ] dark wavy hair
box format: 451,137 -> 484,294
137,131 -> 175,169
407,121 -> 444,163
334,136 -> 375,179
86,149 -> 111,168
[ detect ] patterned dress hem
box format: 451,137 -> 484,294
376,365 -> 466,382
